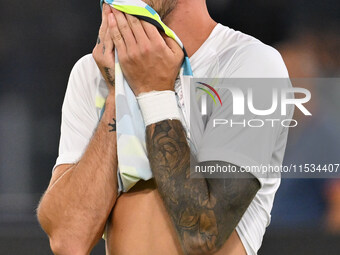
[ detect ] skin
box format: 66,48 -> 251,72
37,1 -> 260,254
36,93 -> 118,255
106,2 -> 260,254
36,6 -> 118,255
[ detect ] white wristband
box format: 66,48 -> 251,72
137,90 -> 181,126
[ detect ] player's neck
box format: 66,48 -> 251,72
163,1 -> 217,58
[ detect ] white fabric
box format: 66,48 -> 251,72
54,24 -> 291,254
136,91 -> 181,126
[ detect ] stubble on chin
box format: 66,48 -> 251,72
145,0 -> 177,19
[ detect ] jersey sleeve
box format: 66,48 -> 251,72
53,55 -> 101,170
196,43 -> 294,187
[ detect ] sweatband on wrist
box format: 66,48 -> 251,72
136,90 -> 181,126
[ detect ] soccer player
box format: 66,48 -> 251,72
37,1 -> 292,254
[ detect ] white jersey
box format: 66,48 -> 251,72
55,23 -> 292,254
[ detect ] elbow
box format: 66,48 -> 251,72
37,198 -> 90,255
49,236 -> 88,255
37,193 -> 60,238
36,195 -> 51,235
41,227 -> 92,255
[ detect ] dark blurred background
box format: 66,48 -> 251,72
0,0 -> 339,254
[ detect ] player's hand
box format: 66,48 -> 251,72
93,4 -> 116,94
108,8 -> 184,96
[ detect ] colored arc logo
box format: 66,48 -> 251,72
196,82 -> 223,106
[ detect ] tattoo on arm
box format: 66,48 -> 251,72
146,120 -> 260,254
108,118 -> 116,132
103,44 -> 106,55
97,36 -> 101,45
104,67 -> 115,87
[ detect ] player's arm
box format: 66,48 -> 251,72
37,5 -> 118,255
146,119 -> 260,255
108,9 -> 260,255
37,96 -> 117,255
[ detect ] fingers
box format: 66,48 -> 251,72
99,4 -> 111,40
108,12 -> 127,57
140,20 -> 164,43
93,4 -> 113,59
108,8 -> 183,65
140,20 -> 168,54
111,8 -> 136,50
125,14 -> 148,44
103,28 -> 114,55
163,36 -> 183,57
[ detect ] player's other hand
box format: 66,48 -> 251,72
109,8 -> 184,96
93,3 -> 116,94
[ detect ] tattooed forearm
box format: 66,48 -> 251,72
104,67 -> 115,87
97,36 -> 101,45
108,118 -> 116,132
146,120 -> 260,255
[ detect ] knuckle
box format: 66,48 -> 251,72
128,50 -> 138,60
154,41 -> 165,51
140,45 -> 150,55
113,32 -> 122,41
131,17 -> 139,26
119,23 -> 129,32
109,20 -> 116,29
